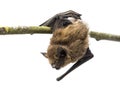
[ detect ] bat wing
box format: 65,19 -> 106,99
39,10 -> 82,31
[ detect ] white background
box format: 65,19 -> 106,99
0,0 -> 120,105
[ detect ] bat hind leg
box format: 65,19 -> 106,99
56,47 -> 94,81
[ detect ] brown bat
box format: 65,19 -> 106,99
40,10 -> 94,81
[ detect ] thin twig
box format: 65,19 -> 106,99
0,26 -> 52,35
89,31 -> 120,42
0,26 -> 120,42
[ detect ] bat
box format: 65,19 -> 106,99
40,10 -> 94,81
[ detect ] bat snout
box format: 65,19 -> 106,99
52,64 -> 61,70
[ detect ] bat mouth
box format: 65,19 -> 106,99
52,64 -> 61,70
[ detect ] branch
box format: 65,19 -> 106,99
0,26 -> 52,35
0,26 -> 120,42
89,31 -> 120,42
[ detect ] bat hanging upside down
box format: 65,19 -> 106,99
40,10 -> 94,81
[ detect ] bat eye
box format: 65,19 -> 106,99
60,50 -> 66,57
57,47 -> 67,58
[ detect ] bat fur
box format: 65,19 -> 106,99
47,20 -> 89,69
40,10 -> 93,80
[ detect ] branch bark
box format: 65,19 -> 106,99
89,31 -> 120,42
0,26 -> 52,35
0,26 -> 120,42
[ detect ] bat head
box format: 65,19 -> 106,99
41,45 -> 72,70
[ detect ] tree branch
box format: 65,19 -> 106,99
89,31 -> 120,42
0,26 -> 52,35
0,26 -> 120,42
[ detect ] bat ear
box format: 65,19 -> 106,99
57,47 -> 67,58
41,52 -> 48,58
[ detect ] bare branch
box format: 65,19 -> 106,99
0,26 -> 52,35
89,31 -> 120,42
0,26 -> 120,42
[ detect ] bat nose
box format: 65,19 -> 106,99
52,64 -> 56,68
52,64 -> 60,70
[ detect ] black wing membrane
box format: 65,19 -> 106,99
56,48 -> 94,81
39,10 -> 82,31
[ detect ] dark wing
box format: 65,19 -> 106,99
56,47 -> 94,81
39,10 -> 82,32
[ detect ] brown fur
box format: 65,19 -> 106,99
46,20 -> 89,69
